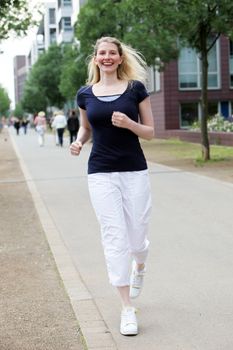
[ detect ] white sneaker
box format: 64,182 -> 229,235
120,307 -> 138,336
129,261 -> 146,299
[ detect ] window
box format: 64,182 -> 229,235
155,69 -> 160,92
230,41 -> 233,88
146,66 -> 160,93
63,17 -> 72,31
58,0 -> 71,7
179,48 -> 198,88
49,8 -> 56,24
178,40 -> 219,90
59,17 -> 72,32
180,103 -> 198,128
208,102 -> 219,117
146,66 -> 155,92
49,28 -> 56,44
63,0 -> 72,6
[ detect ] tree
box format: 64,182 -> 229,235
59,44 -> 86,101
118,0 -> 233,160
75,0 -> 127,58
22,44 -> 66,113
13,102 -> 24,119
75,0 -> 233,160
155,0 -> 233,160
0,85 -> 11,116
0,0 -> 38,40
75,0 -> 178,69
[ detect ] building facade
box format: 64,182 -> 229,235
149,35 -> 233,144
14,56 -> 28,105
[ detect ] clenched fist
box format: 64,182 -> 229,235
70,140 -> 83,156
111,111 -> 132,129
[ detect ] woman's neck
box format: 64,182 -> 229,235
93,75 -> 128,96
98,73 -> 120,87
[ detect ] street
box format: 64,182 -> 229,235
10,126 -> 233,350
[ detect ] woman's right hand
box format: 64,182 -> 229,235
70,140 -> 83,156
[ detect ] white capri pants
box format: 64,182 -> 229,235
88,170 -> 152,286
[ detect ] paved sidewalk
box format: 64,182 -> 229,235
0,130 -> 85,350
2,126 -> 233,350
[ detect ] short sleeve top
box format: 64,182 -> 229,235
76,80 -> 149,174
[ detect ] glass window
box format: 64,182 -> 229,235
208,101 -> 218,117
229,41 -> 233,88
63,0 -> 72,6
63,17 -> 72,31
146,66 -> 155,93
155,69 -> 160,92
179,48 -> 198,88
180,102 -> 198,128
178,40 -> 219,89
49,8 -> 56,24
49,28 -> 56,44
146,66 -> 160,92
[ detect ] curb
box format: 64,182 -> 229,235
10,132 -> 118,350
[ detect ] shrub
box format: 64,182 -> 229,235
191,114 -> 233,132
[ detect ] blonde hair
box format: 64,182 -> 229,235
87,37 -> 148,85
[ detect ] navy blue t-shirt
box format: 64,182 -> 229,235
76,80 -> 149,174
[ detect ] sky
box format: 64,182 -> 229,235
0,35 -> 33,108
0,0 -> 46,109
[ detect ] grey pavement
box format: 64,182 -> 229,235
8,126 -> 233,350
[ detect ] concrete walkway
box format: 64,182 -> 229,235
4,126 -> 233,350
0,128 -> 85,350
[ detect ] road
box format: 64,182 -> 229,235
10,127 -> 233,350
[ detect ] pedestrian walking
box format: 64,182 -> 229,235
67,109 -> 80,144
14,118 -> 21,135
21,118 -> 29,134
70,36 -> 154,336
52,110 -> 67,147
34,111 -> 47,146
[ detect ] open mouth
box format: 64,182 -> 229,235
102,62 -> 114,66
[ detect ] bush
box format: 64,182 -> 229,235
191,114 -> 233,132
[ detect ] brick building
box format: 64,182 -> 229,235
149,35 -> 233,145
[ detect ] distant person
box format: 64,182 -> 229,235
52,110 -> 67,147
21,118 -> 29,134
34,111 -> 47,146
67,109 -> 80,144
14,118 -> 21,135
70,36 -> 154,336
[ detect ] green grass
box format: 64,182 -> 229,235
141,138 -> 233,167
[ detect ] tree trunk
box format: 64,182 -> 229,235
200,26 -> 210,160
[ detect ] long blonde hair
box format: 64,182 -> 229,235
86,36 -> 148,85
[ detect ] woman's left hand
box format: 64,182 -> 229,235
112,111 -> 132,129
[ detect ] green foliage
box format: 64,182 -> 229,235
0,0 -> 39,40
59,44 -> 86,100
75,0 -> 178,66
0,85 -> 11,115
22,44 -> 66,113
191,115 -> 233,133
13,102 -> 24,119
75,0 -> 126,58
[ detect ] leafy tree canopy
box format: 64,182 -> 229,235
0,0 -> 39,40
59,44 -> 86,101
0,85 -> 11,116
75,0 -> 233,160
76,0 -> 233,64
13,102 -> 25,119
22,44 -> 66,113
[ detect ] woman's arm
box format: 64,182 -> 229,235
70,108 -> 92,156
111,97 -> 155,140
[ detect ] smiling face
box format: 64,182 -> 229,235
94,41 -> 123,75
